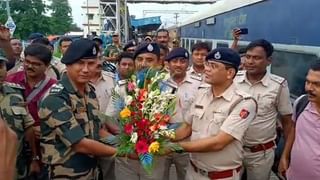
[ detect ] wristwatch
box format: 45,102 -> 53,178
32,155 -> 40,161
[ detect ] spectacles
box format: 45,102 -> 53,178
24,59 -> 45,68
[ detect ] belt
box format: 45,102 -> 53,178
190,160 -> 241,179
246,140 -> 275,153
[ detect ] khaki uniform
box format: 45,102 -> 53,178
234,72 -> 292,180
162,75 -> 201,180
186,83 -> 257,180
0,82 -> 34,179
39,75 -> 102,180
93,72 -> 115,112
92,71 -> 116,180
187,66 -> 205,82
110,77 -> 166,180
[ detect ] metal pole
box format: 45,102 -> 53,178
6,0 -> 11,18
87,0 -> 90,37
124,0 -> 128,42
116,0 -> 120,34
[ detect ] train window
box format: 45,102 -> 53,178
216,42 -> 229,48
205,41 -> 213,50
271,50 -> 319,98
190,40 -> 195,50
181,39 -> 185,48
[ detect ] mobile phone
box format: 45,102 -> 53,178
239,28 -> 248,35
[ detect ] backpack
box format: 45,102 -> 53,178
294,94 -> 309,121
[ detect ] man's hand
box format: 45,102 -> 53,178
232,28 -> 241,41
0,118 -> 18,180
278,155 -> 289,178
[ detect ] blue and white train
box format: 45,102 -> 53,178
177,0 -> 320,99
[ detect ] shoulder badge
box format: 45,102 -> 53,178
49,83 -> 64,94
239,109 -> 250,119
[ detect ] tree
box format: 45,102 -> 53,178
0,0 -> 51,39
49,0 -> 73,35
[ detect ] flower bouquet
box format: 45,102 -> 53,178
113,69 -> 182,173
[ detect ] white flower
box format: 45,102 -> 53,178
159,125 -> 167,130
130,132 -> 138,143
125,95 -> 133,106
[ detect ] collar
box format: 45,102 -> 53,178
214,83 -> 236,102
167,75 -> 192,87
61,74 -> 90,96
239,71 -> 270,87
306,103 -> 320,115
189,66 -> 203,76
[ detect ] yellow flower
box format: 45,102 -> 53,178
120,107 -> 131,119
148,141 -> 160,154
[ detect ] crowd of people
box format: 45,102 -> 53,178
0,24 -> 320,180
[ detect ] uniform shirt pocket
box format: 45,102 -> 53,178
191,107 -> 205,132
207,112 -> 225,136
11,106 -> 27,131
257,94 -> 275,115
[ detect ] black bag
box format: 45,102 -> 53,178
294,94 -> 309,121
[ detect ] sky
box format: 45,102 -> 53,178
68,0 -> 211,28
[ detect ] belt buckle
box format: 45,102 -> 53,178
199,168 -> 208,177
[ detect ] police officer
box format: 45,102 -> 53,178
134,42 -> 161,72
114,42 -> 166,180
162,48 -> 201,180
39,39 -> 117,180
0,53 -> 39,179
174,47 -> 257,180
123,40 -> 137,53
187,42 -> 211,82
234,39 -> 293,180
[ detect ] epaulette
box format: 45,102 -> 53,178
88,83 -> 96,91
4,82 -> 25,90
236,70 -> 245,76
269,74 -> 285,85
102,71 -> 115,78
117,79 -> 127,86
190,74 -> 202,81
198,83 -> 211,89
235,89 -> 252,99
49,83 -> 64,94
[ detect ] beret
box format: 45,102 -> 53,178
133,42 -> 160,60
165,47 -> 189,61
206,47 -> 241,69
123,40 -> 137,51
61,39 -> 99,65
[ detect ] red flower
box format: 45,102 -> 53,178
163,115 -> 171,122
136,118 -> 150,130
124,124 -> 134,135
135,139 -> 149,154
154,113 -> 162,121
138,89 -> 148,102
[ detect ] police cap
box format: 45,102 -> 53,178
123,40 -> 137,51
61,39 -> 99,65
133,42 -> 160,60
165,47 -> 189,61
206,47 -> 240,69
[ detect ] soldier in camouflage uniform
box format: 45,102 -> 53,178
39,39 -> 117,180
0,52 -> 39,179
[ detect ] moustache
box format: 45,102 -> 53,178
307,91 -> 317,97
26,68 -> 35,72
